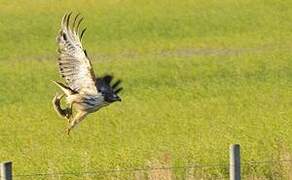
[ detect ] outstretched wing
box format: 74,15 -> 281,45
57,13 -> 98,95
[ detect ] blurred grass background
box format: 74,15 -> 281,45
0,0 -> 291,179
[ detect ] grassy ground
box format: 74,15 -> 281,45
0,0 -> 291,179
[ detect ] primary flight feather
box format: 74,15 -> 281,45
52,13 -> 123,134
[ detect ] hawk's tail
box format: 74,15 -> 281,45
52,93 -> 72,119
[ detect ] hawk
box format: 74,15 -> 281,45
52,13 -> 123,134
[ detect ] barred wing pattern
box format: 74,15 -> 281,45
57,13 -> 98,95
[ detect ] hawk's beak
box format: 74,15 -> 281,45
112,94 -> 121,102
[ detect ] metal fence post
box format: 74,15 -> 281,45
230,144 -> 240,180
0,161 -> 12,180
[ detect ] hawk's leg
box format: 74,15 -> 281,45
67,111 -> 88,135
52,93 -> 72,120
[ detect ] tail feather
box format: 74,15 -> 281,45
52,93 -> 72,119
52,80 -> 75,96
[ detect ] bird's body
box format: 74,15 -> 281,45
53,81 -> 108,112
52,13 -> 123,134
71,95 -> 107,112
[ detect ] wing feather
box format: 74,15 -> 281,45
57,13 -> 98,95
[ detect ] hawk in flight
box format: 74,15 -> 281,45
52,13 -> 123,134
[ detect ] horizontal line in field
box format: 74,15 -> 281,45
6,43 -> 284,62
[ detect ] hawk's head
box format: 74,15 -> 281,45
96,75 -> 123,103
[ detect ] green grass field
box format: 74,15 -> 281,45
0,0 -> 292,179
